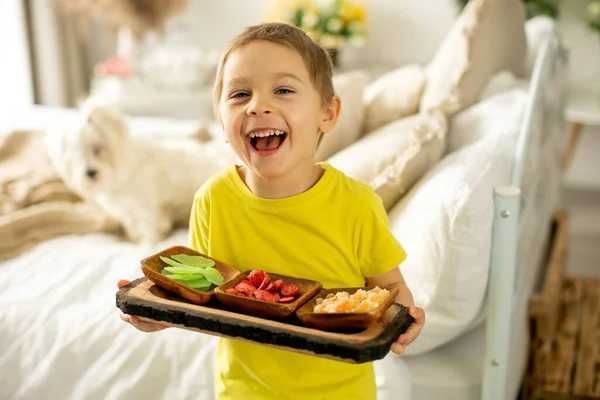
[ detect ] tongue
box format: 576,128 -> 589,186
255,135 -> 283,151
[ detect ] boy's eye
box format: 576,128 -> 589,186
231,92 -> 249,99
275,88 -> 293,95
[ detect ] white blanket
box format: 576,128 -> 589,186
0,231 -> 410,400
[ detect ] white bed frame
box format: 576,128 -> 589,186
482,30 -> 567,400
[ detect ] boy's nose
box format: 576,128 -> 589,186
247,97 -> 272,115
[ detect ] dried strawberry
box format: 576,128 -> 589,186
254,289 -> 277,302
226,288 -> 242,296
272,279 -> 284,291
272,292 -> 280,302
241,279 -> 256,288
281,284 -> 300,297
258,275 -> 271,290
235,282 -> 257,296
278,296 -> 295,303
248,270 -> 266,288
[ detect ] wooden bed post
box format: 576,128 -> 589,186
482,185 -> 521,400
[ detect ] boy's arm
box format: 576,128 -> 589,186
366,267 -> 414,307
367,267 -> 425,355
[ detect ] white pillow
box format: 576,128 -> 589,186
390,93 -> 527,355
362,64 -> 427,134
420,0 -> 527,116
328,111 -> 447,211
449,82 -> 529,153
390,139 -> 513,355
316,70 -> 369,161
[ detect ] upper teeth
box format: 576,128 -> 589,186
249,130 -> 285,138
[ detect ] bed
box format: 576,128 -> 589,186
0,19 -> 567,400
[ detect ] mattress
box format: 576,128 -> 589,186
0,206 -> 553,400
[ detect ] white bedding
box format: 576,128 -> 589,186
0,231 -> 219,400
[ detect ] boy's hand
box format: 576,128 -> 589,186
391,306 -> 425,355
117,280 -> 169,333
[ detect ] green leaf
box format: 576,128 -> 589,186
159,256 -> 186,268
163,266 -> 207,275
194,267 -> 224,285
182,278 -> 213,291
163,265 -> 224,285
163,273 -> 205,281
171,254 -> 215,268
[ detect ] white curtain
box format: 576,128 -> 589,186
0,1 -> 34,113
26,0 -> 91,107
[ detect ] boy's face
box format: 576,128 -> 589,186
218,40 -> 340,181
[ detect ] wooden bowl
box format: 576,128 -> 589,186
214,270 -> 322,321
141,245 -> 240,305
295,286 -> 399,331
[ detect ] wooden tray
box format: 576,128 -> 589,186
116,278 -> 414,364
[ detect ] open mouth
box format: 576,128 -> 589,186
249,130 -> 287,152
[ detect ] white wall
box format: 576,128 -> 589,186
90,0 -> 459,71
557,1 -> 600,89
556,2 -> 600,192
178,0 -> 458,69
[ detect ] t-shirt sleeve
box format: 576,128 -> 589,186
188,186 -> 210,254
357,191 -> 407,278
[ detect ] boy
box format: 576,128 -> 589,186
119,22 -> 425,399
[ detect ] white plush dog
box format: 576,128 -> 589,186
44,103 -> 239,244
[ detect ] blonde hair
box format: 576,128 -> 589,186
213,22 -> 335,118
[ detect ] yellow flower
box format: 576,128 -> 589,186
327,17 -> 343,33
340,1 -> 366,22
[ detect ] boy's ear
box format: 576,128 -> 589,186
319,95 -> 342,135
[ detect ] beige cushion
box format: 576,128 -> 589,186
362,64 -> 427,134
420,0 -> 527,116
327,111 -> 447,210
316,70 -> 369,161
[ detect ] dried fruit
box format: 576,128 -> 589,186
253,290 -> 277,302
313,287 -> 391,313
248,270 -> 267,288
258,275 -> 271,290
278,296 -> 295,303
272,279 -> 284,291
235,281 -> 257,296
281,284 -> 300,297
226,288 -> 243,296
225,270 -> 302,304
159,254 -> 223,291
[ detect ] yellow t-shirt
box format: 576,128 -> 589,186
188,163 -> 406,400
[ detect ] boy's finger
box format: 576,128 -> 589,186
130,316 -> 168,332
390,342 -> 406,355
117,279 -> 132,289
119,312 -> 133,324
398,323 -> 423,345
408,306 -> 425,323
